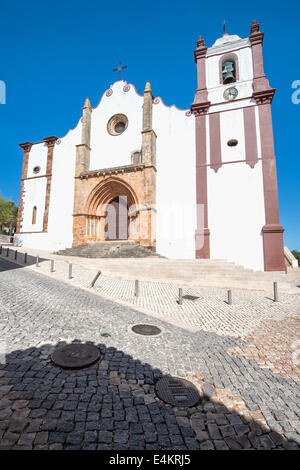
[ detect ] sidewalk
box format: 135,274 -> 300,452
1,244 -> 300,338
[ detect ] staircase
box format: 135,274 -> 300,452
55,241 -> 163,259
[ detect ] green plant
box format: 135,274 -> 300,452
291,250 -> 300,262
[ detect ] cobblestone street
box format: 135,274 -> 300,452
0,258 -> 299,450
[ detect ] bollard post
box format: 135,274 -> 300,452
285,265 -> 288,275
50,259 -> 55,273
135,280 -> 139,297
24,253 -> 27,264
36,256 -> 39,267
6,248 -> 9,257
178,288 -> 183,305
0,245 -> 2,255
14,250 -> 17,260
273,282 -> 278,302
68,263 -> 73,279
227,290 -> 232,305
90,270 -> 101,288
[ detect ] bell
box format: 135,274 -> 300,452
223,71 -> 235,84
222,60 -> 236,84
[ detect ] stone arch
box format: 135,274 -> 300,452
84,177 -> 142,242
85,176 -> 139,216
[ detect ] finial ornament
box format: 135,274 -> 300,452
144,81 -> 152,93
197,35 -> 205,48
82,97 -> 91,109
223,19 -> 227,34
250,20 -> 260,35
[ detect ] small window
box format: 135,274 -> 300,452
222,60 -> 236,84
32,206 -> 37,225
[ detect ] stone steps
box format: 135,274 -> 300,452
55,241 -> 163,259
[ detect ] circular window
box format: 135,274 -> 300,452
227,139 -> 238,147
107,114 -> 128,136
33,166 -> 41,174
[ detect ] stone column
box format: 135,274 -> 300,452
16,142 -> 33,233
254,90 -> 285,271
191,36 -> 211,258
73,98 -> 93,246
42,136 -> 58,232
249,21 -> 270,92
141,81 -> 157,250
75,97 -> 92,176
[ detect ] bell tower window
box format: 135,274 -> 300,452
222,59 -> 236,84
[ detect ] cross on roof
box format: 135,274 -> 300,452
113,61 -> 128,81
223,19 -> 227,34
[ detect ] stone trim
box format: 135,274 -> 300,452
209,113 -> 222,172
42,136 -> 58,233
256,99 -> 285,271
16,142 -> 33,233
243,106 -> 258,168
79,164 -> 148,179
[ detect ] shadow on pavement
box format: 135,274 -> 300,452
0,339 -> 299,451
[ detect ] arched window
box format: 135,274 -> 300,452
222,59 -> 236,84
32,206 -> 37,225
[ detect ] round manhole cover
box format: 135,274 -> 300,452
51,344 -> 100,369
131,324 -> 161,336
155,376 -> 201,407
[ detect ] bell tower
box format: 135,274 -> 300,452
191,21 -> 285,271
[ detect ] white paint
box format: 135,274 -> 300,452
207,161 -> 265,271
21,177 -> 47,233
15,116 -> 81,250
27,142 -> 48,178
90,81 -> 143,170
219,108 -> 246,163
206,45 -> 253,104
153,102 -> 196,259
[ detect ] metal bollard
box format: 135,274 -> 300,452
6,248 -> 9,257
227,290 -> 232,305
50,259 -> 55,273
0,245 -> 2,254
273,282 -> 278,302
135,280 -> 139,297
24,252 -> 27,264
178,288 -> 183,305
68,263 -> 73,279
36,256 -> 39,267
14,250 -> 18,260
90,270 -> 101,288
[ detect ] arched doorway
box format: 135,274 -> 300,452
105,196 -> 129,240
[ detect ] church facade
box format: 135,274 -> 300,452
14,21 -> 285,272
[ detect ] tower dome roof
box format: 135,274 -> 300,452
212,33 -> 242,47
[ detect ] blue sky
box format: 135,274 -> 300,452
0,0 -> 299,249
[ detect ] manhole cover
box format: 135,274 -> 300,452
182,295 -> 199,301
131,324 -> 161,336
155,376 -> 201,407
51,344 -> 100,369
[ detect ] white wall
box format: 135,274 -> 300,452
90,81 -> 144,170
15,119 -> 81,250
206,43 -> 253,105
21,177 -> 47,233
153,101 -> 197,259
207,161 -> 265,271
47,124 -> 81,250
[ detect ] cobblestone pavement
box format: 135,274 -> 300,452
0,259 -> 299,450
2,250 -> 300,337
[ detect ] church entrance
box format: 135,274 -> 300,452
105,196 -> 129,240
